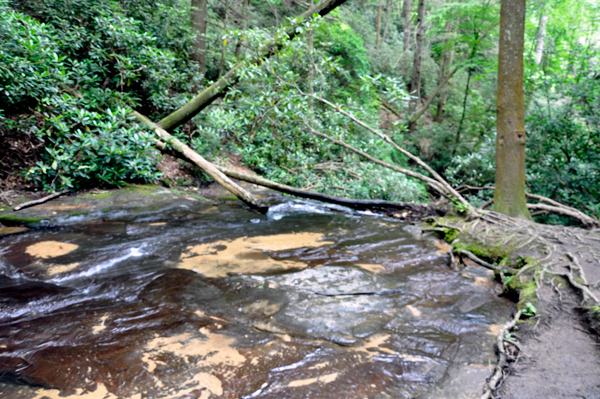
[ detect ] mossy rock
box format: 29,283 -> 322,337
0,214 -> 46,226
216,195 -> 238,201
455,241 -> 511,261
81,192 -> 114,199
505,274 -> 538,305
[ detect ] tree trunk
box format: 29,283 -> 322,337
235,0 -> 249,59
376,0 -> 383,49
408,0 -> 426,133
402,0 -> 412,51
381,0 -> 394,46
534,13 -> 548,65
493,0 -> 531,219
216,166 -> 444,215
158,0 -> 349,132
408,66 -> 458,126
435,20 -> 454,123
218,0 -> 230,77
453,67 -> 472,155
191,0 -> 208,73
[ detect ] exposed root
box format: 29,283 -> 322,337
480,310 -> 523,399
454,248 -> 518,274
434,220 -> 464,233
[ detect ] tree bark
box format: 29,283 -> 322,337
408,0 -> 426,133
191,0 -> 208,73
158,0 -> 349,132
453,67 -> 472,154
534,13 -> 548,65
493,0 -> 531,219
133,112 -> 267,213
402,0 -> 412,52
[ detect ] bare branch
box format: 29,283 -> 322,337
14,190 -> 69,211
310,95 -> 470,206
134,112 -> 267,212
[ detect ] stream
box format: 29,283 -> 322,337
0,196 -> 513,398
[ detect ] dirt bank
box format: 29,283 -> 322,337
432,213 -> 600,398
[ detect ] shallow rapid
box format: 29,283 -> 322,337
0,198 -> 512,398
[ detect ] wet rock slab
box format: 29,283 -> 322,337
0,197 -> 513,398
0,185 -> 217,228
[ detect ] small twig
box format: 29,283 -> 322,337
549,275 -> 561,303
550,270 -> 600,305
13,190 -> 70,211
448,243 -> 457,269
435,220 -> 463,233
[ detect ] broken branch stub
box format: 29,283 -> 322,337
133,111 -> 267,213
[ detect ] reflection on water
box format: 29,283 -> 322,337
0,199 -> 512,398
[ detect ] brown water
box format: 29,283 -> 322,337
0,199 -> 512,398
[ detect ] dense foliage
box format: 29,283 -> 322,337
0,0 -> 598,222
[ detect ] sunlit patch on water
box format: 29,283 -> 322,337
178,232 -> 334,277
25,240 -> 79,259
30,383 -> 125,399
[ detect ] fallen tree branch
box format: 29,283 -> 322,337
480,310 -> 523,399
215,165 -> 445,215
14,190 -> 69,211
134,112 -> 267,213
156,139 -> 445,216
527,203 -> 599,229
158,0 -> 349,131
303,122 -> 450,197
456,185 -> 599,229
310,95 -> 470,207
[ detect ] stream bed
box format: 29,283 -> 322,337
0,193 -> 513,398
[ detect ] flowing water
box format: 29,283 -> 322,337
0,198 -> 513,398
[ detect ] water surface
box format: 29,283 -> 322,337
0,199 -> 512,398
